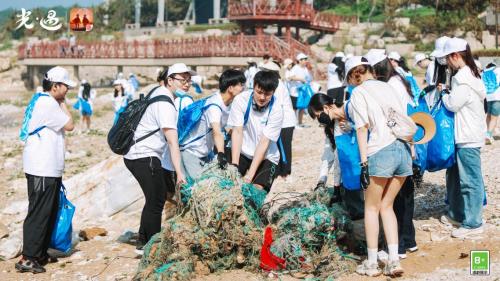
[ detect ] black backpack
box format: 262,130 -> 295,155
107,86 -> 174,155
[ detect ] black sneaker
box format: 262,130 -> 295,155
15,257 -> 46,274
39,254 -> 58,266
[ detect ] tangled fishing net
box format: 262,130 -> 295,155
135,164 -> 357,280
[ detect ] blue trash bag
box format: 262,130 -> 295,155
177,96 -> 221,145
335,131 -> 361,190
426,98 -> 455,172
50,184 -> 75,253
405,74 -> 421,98
296,83 -> 314,110
79,98 -> 92,116
72,99 -> 81,111
482,67 -> 498,95
407,97 -> 429,173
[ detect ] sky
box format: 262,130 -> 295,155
0,0 -> 106,11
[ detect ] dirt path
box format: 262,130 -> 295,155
0,85 -> 499,280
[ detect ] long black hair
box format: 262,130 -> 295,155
373,58 -> 412,98
308,93 -> 342,152
398,57 -> 410,72
456,44 -> 481,78
331,56 -> 345,80
82,83 -> 91,101
114,85 -> 125,98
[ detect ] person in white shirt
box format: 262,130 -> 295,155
179,69 -> 246,180
124,64 -> 190,252
288,53 -> 312,127
367,49 -> 419,260
17,66 -> 75,274
414,53 -> 435,86
165,63 -> 195,112
427,36 -> 451,109
438,38 -> 487,239
327,52 -> 346,102
112,80 -> 129,124
309,56 -> 410,277
227,71 -> 283,192
75,80 -> 96,132
244,58 -> 259,90
484,62 -> 500,144
259,61 -> 297,180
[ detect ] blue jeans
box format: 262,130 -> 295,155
445,147 -> 484,229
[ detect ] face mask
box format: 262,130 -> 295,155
318,112 -> 333,127
174,89 -> 188,97
437,57 -> 447,66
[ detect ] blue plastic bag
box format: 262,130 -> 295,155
296,83 -> 314,109
80,99 -> 92,116
482,68 -> 498,94
177,96 -> 221,146
407,97 -> 429,172
19,92 -> 49,141
426,98 -> 455,172
50,184 -> 75,253
405,74 -> 421,98
335,131 -> 361,190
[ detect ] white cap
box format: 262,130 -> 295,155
113,79 -> 123,86
441,37 -> 468,57
260,61 -> 281,72
345,56 -> 370,79
167,63 -> 197,77
335,51 -> 345,58
296,53 -> 308,61
283,58 -> 293,68
81,79 -> 87,84
414,53 -> 427,66
343,53 -> 354,62
364,49 -> 387,66
45,66 -> 76,88
117,72 -> 124,79
430,36 -> 450,58
388,51 -> 401,61
247,57 -> 255,63
36,86 -> 43,93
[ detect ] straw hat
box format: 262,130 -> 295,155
410,112 -> 436,144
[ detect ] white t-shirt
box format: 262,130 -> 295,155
182,92 -> 230,158
244,66 -> 259,90
349,80 -> 405,156
388,75 -> 413,106
426,60 -> 435,85
288,65 -> 311,97
327,63 -> 343,90
175,94 -> 194,111
227,91 -> 284,164
274,79 -> 297,128
23,94 -> 69,177
113,95 -> 127,112
124,86 -> 177,161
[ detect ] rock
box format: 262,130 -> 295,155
0,236 -> 22,260
482,31 -> 496,49
376,39 -> 385,48
2,201 -> 27,216
344,44 -> 363,56
394,17 -> 410,28
316,34 -> 334,46
79,227 -> 108,241
465,32 -> 484,51
0,223 -> 8,239
382,37 -> 395,44
385,43 -> 415,57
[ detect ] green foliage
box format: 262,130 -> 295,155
474,49 -> 500,57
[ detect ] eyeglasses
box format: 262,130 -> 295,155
171,76 -> 192,85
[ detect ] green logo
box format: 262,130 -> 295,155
470,250 -> 489,276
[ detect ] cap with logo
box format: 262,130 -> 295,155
364,49 -> 387,66
414,53 -> 427,66
45,66 -> 76,88
344,56 -> 370,79
430,36 -> 450,58
388,51 -> 401,61
441,37 -> 468,57
296,53 -> 308,61
167,63 -> 197,77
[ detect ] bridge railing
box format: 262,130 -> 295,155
17,34 -> 312,63
228,0 -> 314,20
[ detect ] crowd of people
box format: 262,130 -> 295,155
16,35 -> 498,277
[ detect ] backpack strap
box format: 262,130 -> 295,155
135,94 -> 175,144
28,125 -> 47,138
243,93 -> 275,126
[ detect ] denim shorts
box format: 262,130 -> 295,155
368,140 -> 412,178
487,101 -> 500,116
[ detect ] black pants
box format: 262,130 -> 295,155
124,157 -> 172,245
238,155 -> 277,192
277,127 -> 294,177
23,174 -> 61,259
394,177 -> 417,253
340,186 -> 365,220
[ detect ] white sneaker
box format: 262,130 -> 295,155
451,226 -> 484,238
377,250 -> 388,263
440,214 -> 461,227
356,260 -> 382,277
407,246 -> 418,252
383,260 -> 404,277
399,253 -> 407,259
